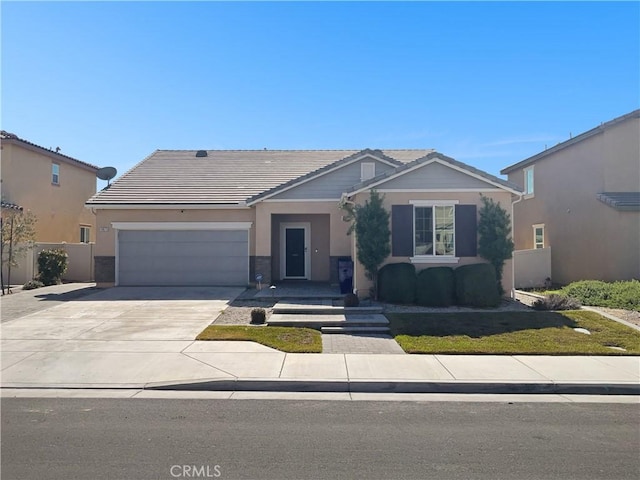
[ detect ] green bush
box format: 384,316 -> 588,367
415,267 -> 455,306
560,280 -> 640,311
532,293 -> 581,311
378,263 -> 416,304
37,249 -> 68,286
23,279 -> 44,290
454,263 -> 501,307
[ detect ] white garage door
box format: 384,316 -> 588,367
118,229 -> 249,286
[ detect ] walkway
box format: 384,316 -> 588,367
322,333 -> 405,354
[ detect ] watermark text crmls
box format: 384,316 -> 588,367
170,464 -> 222,478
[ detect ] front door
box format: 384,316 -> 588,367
285,228 -> 305,277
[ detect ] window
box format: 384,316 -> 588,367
414,205 -> 455,257
52,163 -> 60,185
361,162 -> 375,182
80,226 -> 91,243
524,166 -> 534,196
392,203 -> 476,261
533,224 -> 544,249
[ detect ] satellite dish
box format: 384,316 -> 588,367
96,166 -> 117,185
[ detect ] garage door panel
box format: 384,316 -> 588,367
118,230 -> 248,286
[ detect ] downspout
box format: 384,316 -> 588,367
510,193 -> 524,299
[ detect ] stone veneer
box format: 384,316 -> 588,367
250,256 -> 272,286
94,256 -> 115,283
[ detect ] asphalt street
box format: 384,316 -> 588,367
2,398 -> 638,480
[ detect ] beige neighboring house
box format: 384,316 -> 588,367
1,130 -> 99,243
501,109 -> 640,286
86,149 -> 521,296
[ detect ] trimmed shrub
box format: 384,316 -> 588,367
415,267 -> 455,307
561,279 -> 640,311
343,293 -> 360,308
532,294 -> 581,311
378,263 -> 416,304
250,308 -> 266,324
454,263 -> 501,307
23,279 -> 44,290
37,249 -> 68,286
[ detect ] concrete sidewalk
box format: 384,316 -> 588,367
2,339 -> 638,394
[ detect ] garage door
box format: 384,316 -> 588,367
118,230 -> 249,286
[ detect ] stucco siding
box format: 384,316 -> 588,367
1,142 -> 97,243
94,208 -> 256,257
378,161 -> 499,191
269,158 -> 397,200
509,114 -> 640,284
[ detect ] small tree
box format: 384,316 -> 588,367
1,206 -> 37,295
340,190 -> 390,299
477,195 -> 514,295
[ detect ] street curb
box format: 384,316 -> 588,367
142,379 -> 640,395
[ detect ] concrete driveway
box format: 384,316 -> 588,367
1,286 -> 244,342
1,286 -> 248,387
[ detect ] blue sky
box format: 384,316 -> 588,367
2,1 -> 638,184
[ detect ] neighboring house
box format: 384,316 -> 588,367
86,149 -> 521,295
0,130 -> 99,244
501,109 -> 640,286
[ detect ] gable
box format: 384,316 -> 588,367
377,160 -> 502,191
267,157 -> 398,200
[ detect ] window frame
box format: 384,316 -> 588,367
409,200 -> 459,264
80,225 -> 91,243
533,224 -> 545,249
524,166 -> 534,197
52,163 -> 60,185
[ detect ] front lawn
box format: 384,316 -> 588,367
196,325 -> 322,353
387,310 -> 640,355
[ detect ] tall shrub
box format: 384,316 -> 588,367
37,249 -> 68,286
341,190 -> 390,299
477,195 -> 514,295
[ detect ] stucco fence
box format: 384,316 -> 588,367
513,247 -> 552,289
2,242 -> 95,285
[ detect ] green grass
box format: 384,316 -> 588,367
196,325 -> 322,353
387,310 -> 640,355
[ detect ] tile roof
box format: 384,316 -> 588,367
596,192 -> 640,211
347,151 -> 523,195
86,149 -> 434,206
1,130 -> 99,171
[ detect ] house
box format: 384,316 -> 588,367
0,130 -> 99,244
86,149 -> 522,296
501,109 -> 640,286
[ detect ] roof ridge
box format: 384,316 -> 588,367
1,130 -> 99,170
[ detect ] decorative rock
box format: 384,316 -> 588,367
573,327 -> 591,335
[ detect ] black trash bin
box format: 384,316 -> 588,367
338,257 -> 354,294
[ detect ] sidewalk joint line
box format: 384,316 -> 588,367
180,352 -> 238,379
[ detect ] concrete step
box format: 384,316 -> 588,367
320,326 -> 391,334
273,301 -> 383,315
267,313 -> 389,329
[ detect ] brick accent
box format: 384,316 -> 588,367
94,256 -> 115,283
250,256 -> 272,285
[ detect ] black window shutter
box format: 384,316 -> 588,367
455,204 -> 477,257
391,205 -> 414,257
